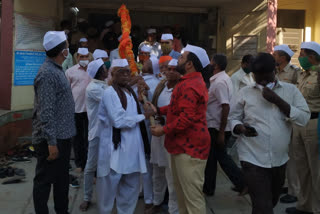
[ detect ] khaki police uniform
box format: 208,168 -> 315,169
277,63 -> 302,198
276,63 -> 300,84
293,66 -> 320,213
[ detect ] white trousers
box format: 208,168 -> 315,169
83,137 -> 99,201
143,159 -> 154,204
153,164 -> 179,214
97,170 -> 140,214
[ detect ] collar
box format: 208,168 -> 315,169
92,79 -> 108,85
76,64 -> 87,71
282,63 -> 290,72
253,79 -> 282,89
181,71 -> 202,80
46,58 -> 63,70
210,71 -> 226,82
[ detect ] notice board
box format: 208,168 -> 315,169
14,51 -> 46,86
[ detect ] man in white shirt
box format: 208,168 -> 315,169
148,59 -> 180,214
96,59 -> 155,214
66,48 -> 92,172
79,59 -> 109,211
229,53 -> 310,214
203,54 -> 246,196
230,54 -> 255,95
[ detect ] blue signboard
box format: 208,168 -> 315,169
14,50 -> 46,86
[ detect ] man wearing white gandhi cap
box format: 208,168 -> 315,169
96,58 -> 155,214
151,44 -> 211,214
66,48 -> 92,172
79,59 -> 109,211
273,44 -> 301,85
160,33 -> 181,60
33,31 -> 76,214
148,58 -> 180,214
286,41 -> 320,214
139,28 -> 162,59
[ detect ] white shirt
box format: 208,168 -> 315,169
97,87 -> 147,177
109,48 -> 120,63
230,68 -> 255,95
150,84 -> 173,167
142,74 -> 160,101
85,79 -> 108,141
206,71 -> 233,131
229,81 -> 310,168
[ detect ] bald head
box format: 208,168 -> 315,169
142,59 -> 153,74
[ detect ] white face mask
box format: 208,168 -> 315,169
79,60 -> 89,67
62,48 -> 69,59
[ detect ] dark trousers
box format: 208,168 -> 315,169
203,128 -> 245,196
33,139 -> 72,214
241,161 -> 286,214
73,112 -> 89,169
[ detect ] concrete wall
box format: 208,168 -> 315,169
218,0 -> 268,74
11,0 -> 63,111
278,0 -> 320,43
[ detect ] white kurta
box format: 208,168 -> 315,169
230,68 -> 255,95
97,86 -> 147,178
150,85 -> 173,167
142,74 -> 160,101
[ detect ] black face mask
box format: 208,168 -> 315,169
176,61 -> 187,75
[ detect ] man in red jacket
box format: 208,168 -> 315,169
151,44 -> 210,214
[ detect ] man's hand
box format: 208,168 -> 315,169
47,145 -> 59,161
144,106 -> 156,118
216,131 -> 225,147
234,124 -> 258,137
151,125 -> 165,137
144,101 -> 157,114
262,87 -> 280,104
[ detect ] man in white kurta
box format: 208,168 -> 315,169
230,54 -> 255,95
149,59 -> 180,214
96,59 -> 153,214
80,59 -> 109,211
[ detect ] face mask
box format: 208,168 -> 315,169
104,61 -> 111,69
298,56 -> 312,71
176,61 -> 187,75
62,48 -> 69,59
161,44 -> 172,55
79,60 -> 89,67
243,67 -> 251,74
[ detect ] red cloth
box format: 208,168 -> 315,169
159,56 -> 172,64
159,72 -> 211,160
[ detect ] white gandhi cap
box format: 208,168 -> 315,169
77,48 -> 89,55
168,59 -> 178,66
301,41 -> 320,55
43,31 -> 67,51
111,59 -> 129,68
141,45 -> 151,53
93,49 -> 108,60
147,28 -> 156,34
161,34 -> 173,41
79,38 -> 88,43
182,44 -> 210,68
274,45 -> 294,57
87,59 -> 104,78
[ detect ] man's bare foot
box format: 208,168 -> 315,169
79,201 -> 91,211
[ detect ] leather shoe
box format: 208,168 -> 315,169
280,194 -> 298,203
285,207 -> 313,214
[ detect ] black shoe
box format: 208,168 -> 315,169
285,207 -> 313,214
280,194 -> 298,203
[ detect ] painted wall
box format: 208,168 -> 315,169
11,0 -> 63,111
218,0 -> 268,74
278,0 -> 320,43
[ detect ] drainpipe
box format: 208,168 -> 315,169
267,0 -> 277,53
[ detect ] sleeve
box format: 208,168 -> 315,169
87,85 -> 104,102
101,88 -> 145,128
35,75 -> 58,145
159,105 -> 168,115
214,82 -> 231,105
228,89 -> 245,136
162,88 -> 199,134
286,86 -> 310,126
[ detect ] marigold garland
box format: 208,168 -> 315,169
117,4 -> 138,76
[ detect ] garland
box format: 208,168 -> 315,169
117,4 -> 138,75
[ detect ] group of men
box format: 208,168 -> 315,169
31,27 -> 320,214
